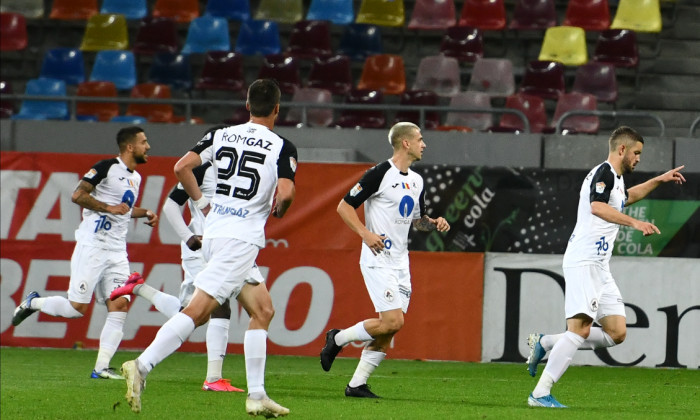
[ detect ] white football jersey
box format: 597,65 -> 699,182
344,160 -> 426,269
74,157 -> 141,250
190,122 -> 297,248
563,161 -> 628,268
167,162 -> 215,259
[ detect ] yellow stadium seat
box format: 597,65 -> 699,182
538,26 -> 588,66
610,0 -> 662,33
254,0 -> 304,24
80,14 -> 128,51
356,0 -> 405,27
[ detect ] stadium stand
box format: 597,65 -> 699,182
357,54 -> 406,95
0,12 -> 28,51
49,0 -> 98,21
152,0 -> 200,23
335,88 -> 386,129
393,89 -> 441,130
181,16 -> 230,54
282,87 -> 334,127
132,17 -> 180,55
235,20 -> 281,56
0,0 -> 44,19
254,0 -> 304,24
306,0 -> 354,25
147,52 -> 193,90
40,48 -> 86,85
100,0 -> 148,20
337,24 -> 383,62
412,54 -> 461,97
518,60 -> 566,100
204,0 -> 251,21
12,78 -> 68,120
562,0 -> 610,31
356,0 -> 406,27
79,14 -> 129,51
439,26 -> 483,63
444,91 -> 493,132
76,80 -> 119,121
89,50 -> 137,90
257,54 -> 301,95
285,20 -> 333,60
195,51 -> 246,92
307,54 -> 354,96
538,26 -> 588,66
549,92 -> 600,134
508,0 -> 557,31
407,0 -> 457,31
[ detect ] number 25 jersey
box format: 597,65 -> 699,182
191,122 -> 297,248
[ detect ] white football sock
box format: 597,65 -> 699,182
94,311 -> 126,372
34,296 -> 82,318
205,318 -> 230,383
137,312 -> 195,376
348,349 -> 385,388
335,321 -> 373,346
540,333 -> 563,351
245,329 -> 268,396
533,331 -> 584,398
541,327 -> 615,352
133,284 -> 181,318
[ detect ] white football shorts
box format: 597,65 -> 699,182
360,264 -> 412,314
196,237 -> 265,305
563,264 -> 626,321
68,242 -> 131,304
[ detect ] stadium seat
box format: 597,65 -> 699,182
0,81 -> 15,118
335,89 -> 386,129
338,24 -> 383,62
458,0 -> 506,31
538,26 -> 588,66
257,54 -> 301,95
0,12 -> 27,51
133,17 -> 179,55
393,90 -> 440,130
509,0 -> 556,31
80,14 -> 129,51
497,93 -> 547,133
111,115 -> 148,123
444,91 -> 492,131
283,88 -> 334,127
407,0 -> 456,30
356,0 -> 405,27
412,54 -> 461,97
519,60 -> 565,100
148,52 -> 193,90
12,78 -> 69,120
306,0 -> 354,25
285,20 -> 333,60
126,83 -> 174,123
153,0 -> 200,23
563,0 -> 610,32
593,29 -> 639,68
181,16 -> 230,54
205,0 -> 251,21
307,55 -> 353,96
610,0 -> 661,33
467,58 -> 515,98
357,54 -> 406,95
224,106 -> 252,125
76,81 -> 119,122
196,51 -> 246,92
0,0 -> 44,19
254,0 -> 304,24
572,62 -> 618,104
550,92 -> 599,134
235,20 -> 281,56
90,50 -> 137,90
439,26 -> 483,63
49,0 -> 98,20
40,48 -> 86,85
101,0 -> 147,20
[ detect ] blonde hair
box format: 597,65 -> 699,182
388,122 -> 420,149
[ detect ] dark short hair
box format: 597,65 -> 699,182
247,79 -> 281,117
116,126 -> 144,150
609,126 -> 644,151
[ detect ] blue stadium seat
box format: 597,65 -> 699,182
306,0 -> 354,25
235,20 -> 281,56
181,16 -> 230,54
40,48 -> 86,85
205,0 -> 251,21
90,50 -> 137,90
110,115 -> 148,123
337,24 -> 383,62
12,78 -> 68,120
148,52 -> 193,90
100,0 -> 147,19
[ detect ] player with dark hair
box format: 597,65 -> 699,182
119,79 -> 297,418
12,126 -> 159,380
526,126 -> 685,408
320,122 -> 450,398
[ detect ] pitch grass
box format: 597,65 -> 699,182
1,347 -> 698,419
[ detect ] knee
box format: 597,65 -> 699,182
382,317 -> 404,335
253,304 -> 275,325
609,329 -> 626,344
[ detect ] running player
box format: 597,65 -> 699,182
319,122 -> 450,398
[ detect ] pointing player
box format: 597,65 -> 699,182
526,126 -> 685,408
119,79 -> 297,418
12,126 -> 159,380
320,122 -> 450,398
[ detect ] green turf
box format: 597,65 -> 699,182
1,347 -> 698,419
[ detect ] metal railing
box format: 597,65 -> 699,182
556,110 -> 666,137
1,93 -> 531,133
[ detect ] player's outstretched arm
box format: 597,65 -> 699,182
591,201 -> 660,236
413,215 -> 450,232
72,180 -> 129,215
272,178 -> 295,218
627,165 -> 685,205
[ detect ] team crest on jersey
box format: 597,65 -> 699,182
595,182 -> 606,193
350,183 -> 363,197
84,168 -> 97,179
289,157 -> 297,173
590,298 -> 599,312
384,289 -> 394,302
79,282 -> 88,294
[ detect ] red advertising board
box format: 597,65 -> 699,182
1,152 -> 484,362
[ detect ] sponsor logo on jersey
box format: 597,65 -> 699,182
350,183 -> 363,197
84,168 -> 97,179
391,182 -> 411,189
398,196 -> 414,218
289,157 -> 297,173
595,182 -> 606,193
